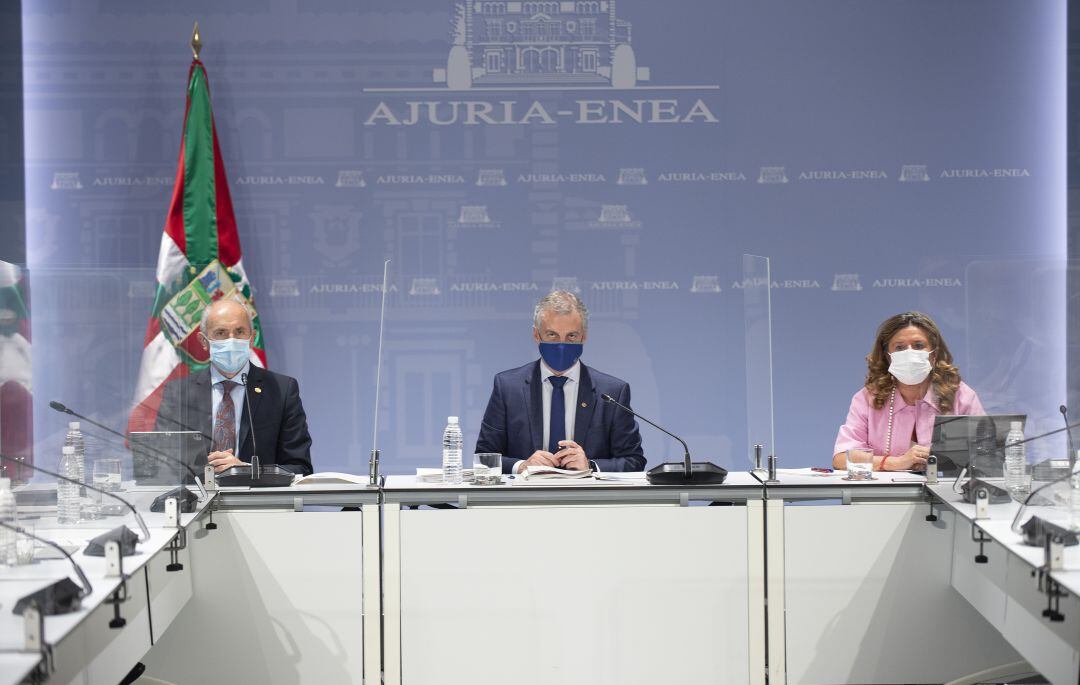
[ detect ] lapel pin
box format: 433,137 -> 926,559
581,402 -> 587,408
254,387 -> 262,394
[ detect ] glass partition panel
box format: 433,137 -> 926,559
961,257 -> 1067,496
743,254 -> 775,472
11,266 -> 202,539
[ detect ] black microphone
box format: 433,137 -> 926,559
951,419 -> 1080,504
600,393 -> 727,485
49,400 -> 118,438
1010,467 -> 1080,547
48,400 -> 207,500
215,372 -> 293,487
0,520 -> 92,615
1061,405 -> 1076,471
241,372 -> 259,478
0,453 -> 150,553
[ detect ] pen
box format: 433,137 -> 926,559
810,467 -> 834,473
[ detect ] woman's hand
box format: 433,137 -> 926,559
883,445 -> 929,471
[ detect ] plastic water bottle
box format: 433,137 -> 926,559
0,478 -> 17,566
64,421 -> 86,494
442,416 -> 463,485
57,445 -> 81,525
1003,421 -> 1027,500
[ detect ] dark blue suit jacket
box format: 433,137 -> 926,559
154,365 -> 314,476
474,361 -> 646,473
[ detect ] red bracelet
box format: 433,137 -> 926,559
879,456 -> 889,471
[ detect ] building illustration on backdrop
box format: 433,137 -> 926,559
435,1 -> 650,89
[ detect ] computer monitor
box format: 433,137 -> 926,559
129,430 -> 207,485
930,414 -> 1026,477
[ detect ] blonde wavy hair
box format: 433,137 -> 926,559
865,311 -> 962,413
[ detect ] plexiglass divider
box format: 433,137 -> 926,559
9,265 -> 200,537
956,257 -> 1075,536
743,254 -> 775,476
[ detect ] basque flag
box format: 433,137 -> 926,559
128,57 -> 265,434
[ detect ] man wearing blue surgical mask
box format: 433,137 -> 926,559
155,297 -> 313,476
475,291 -> 645,474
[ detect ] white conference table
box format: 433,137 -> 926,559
0,488 -> 211,685
380,472 -> 765,685
926,481 -> 1080,685
3,471 -> 1080,685
759,469 -> 1030,685
141,482 -> 382,685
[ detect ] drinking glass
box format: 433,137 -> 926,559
844,449 -> 875,481
92,458 -> 123,492
472,453 -> 502,485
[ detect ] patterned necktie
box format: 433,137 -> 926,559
548,375 -> 568,454
212,380 -> 238,453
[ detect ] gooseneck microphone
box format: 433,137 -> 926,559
0,453 -> 151,548
1011,466 -> 1080,547
48,400 -> 207,500
1061,405 -> 1076,471
0,520 -> 92,615
600,393 -> 727,485
952,420 -> 1080,505
240,372 -> 259,478
601,393 -> 691,475
215,373 -> 293,487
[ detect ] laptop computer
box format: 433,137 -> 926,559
129,430 -> 207,485
930,414 -> 1026,477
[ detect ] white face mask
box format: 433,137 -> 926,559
888,348 -> 933,385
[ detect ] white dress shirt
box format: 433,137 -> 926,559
210,361 -> 250,454
541,359 -> 580,450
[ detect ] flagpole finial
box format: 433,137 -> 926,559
191,22 -> 202,60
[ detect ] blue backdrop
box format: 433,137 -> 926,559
21,0 -> 1067,473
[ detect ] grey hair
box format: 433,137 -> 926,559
199,294 -> 252,336
533,290 -> 589,332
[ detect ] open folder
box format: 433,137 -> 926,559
510,466 -> 645,486
517,465 -> 593,480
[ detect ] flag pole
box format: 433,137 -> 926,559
191,22 -> 202,61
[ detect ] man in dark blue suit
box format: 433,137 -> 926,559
155,297 -> 313,476
475,291 -> 645,474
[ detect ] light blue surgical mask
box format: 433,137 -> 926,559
209,337 -> 250,375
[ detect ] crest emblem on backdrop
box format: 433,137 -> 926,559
158,260 -> 253,365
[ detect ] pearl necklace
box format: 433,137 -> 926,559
884,388 -> 896,456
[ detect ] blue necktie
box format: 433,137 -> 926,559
548,375 -> 568,454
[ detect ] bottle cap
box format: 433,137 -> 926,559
1010,421 -> 1022,431
62,445 -> 74,455
0,478 -> 9,490
448,416 -> 459,424
69,421 -> 80,430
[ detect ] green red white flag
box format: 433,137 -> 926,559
128,59 -> 265,434
0,261 -> 32,481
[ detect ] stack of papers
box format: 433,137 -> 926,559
293,472 -> 368,485
415,467 -> 474,483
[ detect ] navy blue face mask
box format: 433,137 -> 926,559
539,342 -> 583,373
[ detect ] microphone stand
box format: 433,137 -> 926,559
214,372 -> 294,488
241,372 -> 259,480
0,453 -> 151,548
49,401 -> 207,500
1061,405 -> 1076,472
949,420 -> 1080,501
1010,461 -> 1079,546
0,520 -> 92,614
600,393 -> 727,485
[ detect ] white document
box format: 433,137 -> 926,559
293,472 -> 368,485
